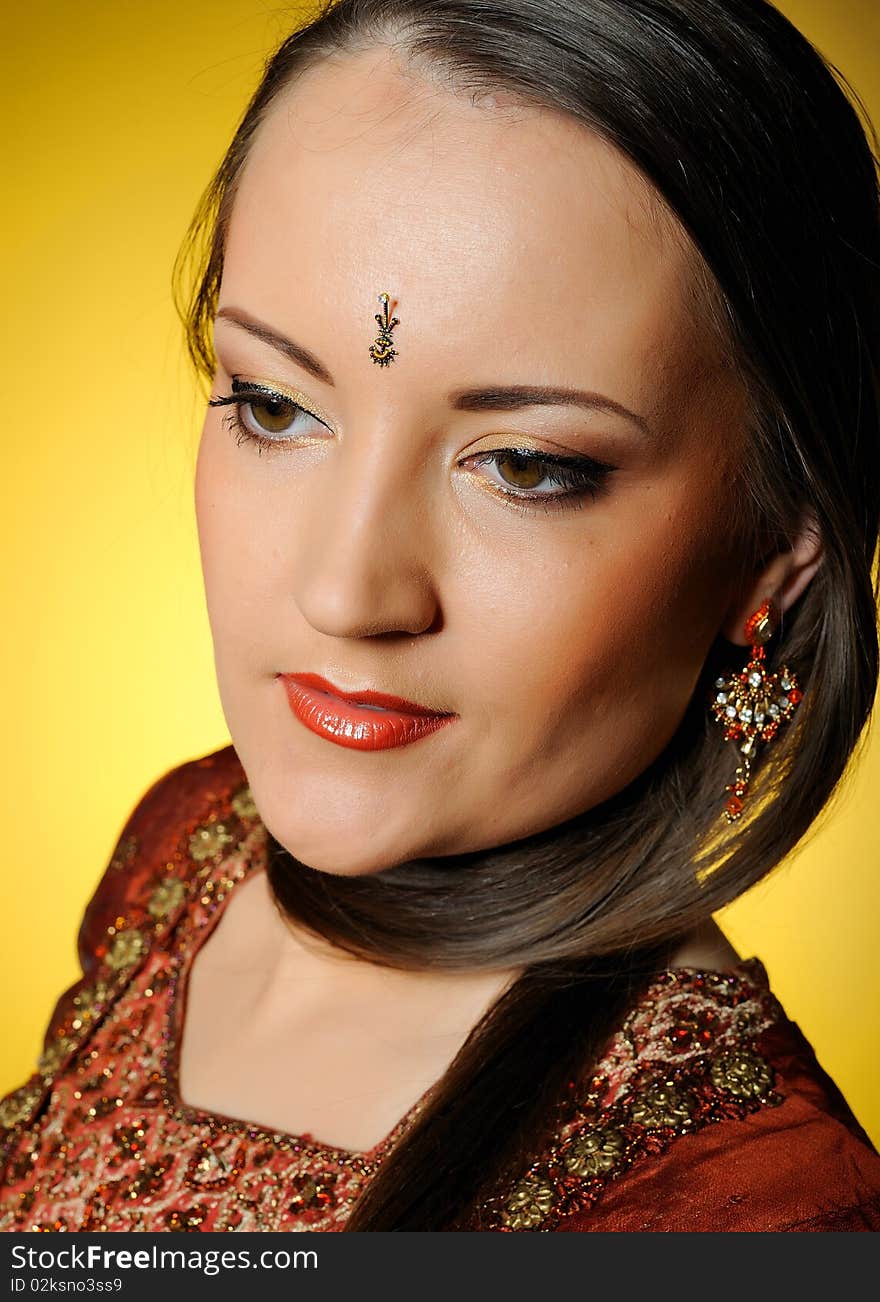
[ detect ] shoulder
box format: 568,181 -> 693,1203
75,743 -> 252,973
555,1032 -> 880,1232
2,744 -> 260,1130
476,963 -> 880,1233
36,743 -> 255,1053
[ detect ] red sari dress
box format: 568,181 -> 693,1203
1,745 -> 879,1232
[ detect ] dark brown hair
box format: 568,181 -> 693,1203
175,0 -> 880,1229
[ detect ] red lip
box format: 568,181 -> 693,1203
278,672 -> 456,752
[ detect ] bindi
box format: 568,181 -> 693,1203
369,291 -> 400,366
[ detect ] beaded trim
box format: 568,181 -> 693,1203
471,964 -> 784,1230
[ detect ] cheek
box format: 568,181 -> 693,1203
195,427 -> 232,614
194,420 -> 228,546
446,508 -> 729,832
460,495 -> 730,748
194,424 -> 269,652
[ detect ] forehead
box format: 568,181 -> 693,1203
222,46 -> 705,397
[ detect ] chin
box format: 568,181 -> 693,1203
260,811 -> 413,877
231,709 -> 469,872
248,768 -> 423,876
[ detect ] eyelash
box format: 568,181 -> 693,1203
208,383 -> 616,513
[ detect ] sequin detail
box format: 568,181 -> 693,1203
105,928 -> 148,972
188,821 -> 235,864
0,762 -> 789,1233
230,785 -> 258,823
475,964 -> 783,1231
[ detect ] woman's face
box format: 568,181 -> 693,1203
195,47 -> 750,876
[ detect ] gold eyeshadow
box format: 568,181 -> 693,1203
230,376 -> 335,430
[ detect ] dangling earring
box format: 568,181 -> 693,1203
710,598 -> 803,823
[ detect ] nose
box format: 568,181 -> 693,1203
291,430 -> 441,639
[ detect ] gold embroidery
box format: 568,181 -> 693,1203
231,785 -> 258,822
147,878 -> 186,920
105,928 -> 147,972
125,1161 -> 169,1198
37,1036 -> 77,1079
710,1049 -> 774,1099
184,1138 -> 247,1191
630,1079 -> 693,1129
501,1176 -> 557,1230
562,1127 -> 625,1177
72,979 -> 111,1015
188,821 -> 235,863
0,769 -> 786,1237
0,1081 -> 43,1130
287,1172 -> 339,1212
112,1121 -> 148,1162
477,964 -> 784,1231
165,1207 -> 208,1232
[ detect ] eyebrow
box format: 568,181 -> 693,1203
214,306 -> 651,434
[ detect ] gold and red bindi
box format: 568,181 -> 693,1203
369,292 -> 400,366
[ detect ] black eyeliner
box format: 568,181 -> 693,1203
208,379 -> 290,408
470,446 -> 616,474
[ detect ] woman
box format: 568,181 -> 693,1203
2,0 -> 879,1232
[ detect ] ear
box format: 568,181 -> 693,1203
721,508 -> 824,646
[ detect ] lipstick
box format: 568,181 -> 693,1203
278,672 -> 456,751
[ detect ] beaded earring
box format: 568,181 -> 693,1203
710,599 -> 803,823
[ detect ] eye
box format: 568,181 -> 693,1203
208,379 -> 331,451
494,452 -> 554,491
467,447 -> 615,510
246,394 -> 310,435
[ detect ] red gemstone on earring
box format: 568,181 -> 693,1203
726,795 -> 744,817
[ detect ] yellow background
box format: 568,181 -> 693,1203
3,1 -> 879,1144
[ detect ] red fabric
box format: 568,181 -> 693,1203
554,1034 -> 880,1231
1,745 -> 878,1233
